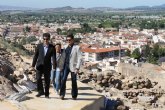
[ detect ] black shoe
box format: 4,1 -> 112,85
72,97 -> 77,100
36,93 -> 44,97
45,96 -> 49,98
60,95 -> 64,100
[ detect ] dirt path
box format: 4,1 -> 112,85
0,101 -> 18,110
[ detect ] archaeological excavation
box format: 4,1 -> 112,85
78,67 -> 165,110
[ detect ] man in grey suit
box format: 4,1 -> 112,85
32,33 -> 56,98
60,34 -> 82,100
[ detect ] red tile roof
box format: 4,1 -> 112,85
81,47 -> 126,53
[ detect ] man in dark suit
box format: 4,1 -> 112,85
32,33 -> 56,98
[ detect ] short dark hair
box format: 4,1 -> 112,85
66,33 -> 74,39
55,43 -> 61,47
43,33 -> 50,39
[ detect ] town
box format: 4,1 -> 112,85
0,5 -> 165,110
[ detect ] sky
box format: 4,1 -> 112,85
0,0 -> 165,9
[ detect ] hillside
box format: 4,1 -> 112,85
0,4 -> 165,13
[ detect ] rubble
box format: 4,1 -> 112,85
122,77 -> 155,90
0,76 -> 17,100
78,69 -> 165,110
0,48 -> 15,77
0,48 -> 36,102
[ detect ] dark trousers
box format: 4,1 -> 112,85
36,69 -> 51,96
60,65 -> 78,98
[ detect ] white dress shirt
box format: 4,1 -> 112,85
44,45 -> 49,56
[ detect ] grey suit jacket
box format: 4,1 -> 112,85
56,50 -> 65,70
64,44 -> 82,72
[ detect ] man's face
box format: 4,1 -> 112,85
43,37 -> 49,45
66,37 -> 74,46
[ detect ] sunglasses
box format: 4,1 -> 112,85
43,38 -> 49,41
66,39 -> 72,41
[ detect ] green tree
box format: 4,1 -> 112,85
158,48 -> 165,57
98,23 -> 104,28
146,43 -> 165,64
142,45 -> 151,58
56,28 -> 62,35
131,48 -> 141,60
26,36 -> 37,44
24,26 -> 31,32
147,54 -> 157,64
81,23 -> 92,33
67,29 -> 76,35
152,43 -> 159,58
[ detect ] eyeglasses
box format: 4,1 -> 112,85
66,39 -> 72,41
43,38 -> 49,41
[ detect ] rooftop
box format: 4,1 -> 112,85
81,47 -> 126,53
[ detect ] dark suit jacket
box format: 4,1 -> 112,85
32,43 -> 56,72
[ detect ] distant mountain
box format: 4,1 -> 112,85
153,4 -> 165,8
40,4 -> 165,13
88,7 -> 113,11
126,6 -> 150,10
0,5 -> 38,11
126,4 -> 165,10
43,6 -> 73,11
0,3 -> 165,12
40,6 -> 101,13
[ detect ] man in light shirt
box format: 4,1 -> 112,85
60,34 -> 82,100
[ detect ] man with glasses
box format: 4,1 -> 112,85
32,33 -> 56,98
60,34 -> 82,100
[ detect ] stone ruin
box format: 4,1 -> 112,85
0,76 -> 17,101
0,48 -> 37,102
0,48 -> 15,77
78,69 -> 165,110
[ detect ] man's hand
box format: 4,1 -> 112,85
75,68 -> 79,74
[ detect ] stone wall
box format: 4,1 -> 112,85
0,48 -> 15,77
0,76 -> 17,100
118,63 -> 165,89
